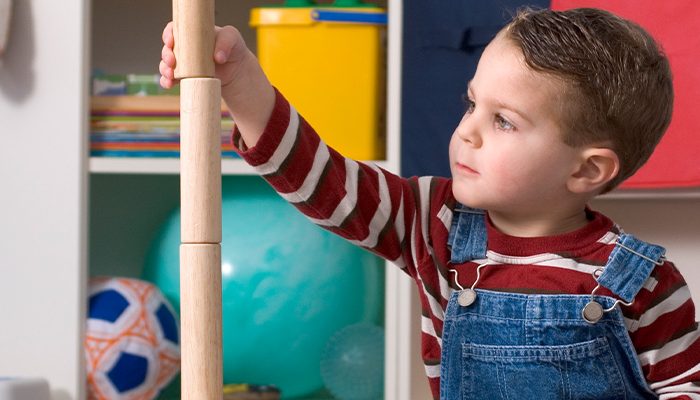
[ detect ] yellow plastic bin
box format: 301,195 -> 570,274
250,4 -> 387,160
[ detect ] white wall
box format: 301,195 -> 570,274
0,1 -> 88,399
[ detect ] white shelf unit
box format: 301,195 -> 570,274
86,0 -> 429,399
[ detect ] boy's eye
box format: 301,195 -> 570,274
462,94 -> 475,114
495,114 -> 515,131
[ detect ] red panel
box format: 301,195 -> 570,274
551,0 -> 700,188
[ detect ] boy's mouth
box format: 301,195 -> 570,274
455,162 -> 479,175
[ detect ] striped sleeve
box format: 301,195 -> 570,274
627,261 -> 700,399
231,89 -> 436,276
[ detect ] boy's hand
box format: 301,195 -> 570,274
159,22 -> 251,89
159,21 -> 275,148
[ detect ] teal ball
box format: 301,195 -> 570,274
142,176 -> 383,398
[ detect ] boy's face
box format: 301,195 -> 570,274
449,35 -> 583,216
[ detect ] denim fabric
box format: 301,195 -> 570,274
448,205 -> 488,263
441,205 -> 661,399
597,234 -> 665,303
440,291 -> 657,399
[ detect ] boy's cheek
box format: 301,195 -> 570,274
447,134 -> 461,164
488,156 -> 525,183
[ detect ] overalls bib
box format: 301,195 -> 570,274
440,206 -> 664,400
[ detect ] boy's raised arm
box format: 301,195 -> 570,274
158,21 -> 437,276
159,22 -> 275,148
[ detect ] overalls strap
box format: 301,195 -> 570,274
441,210 -> 663,399
597,233 -> 666,303
448,204 -> 487,264
447,206 -> 666,303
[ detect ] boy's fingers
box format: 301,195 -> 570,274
214,50 -> 228,64
159,60 -> 173,79
159,75 -> 171,89
162,21 -> 174,47
161,45 -> 175,68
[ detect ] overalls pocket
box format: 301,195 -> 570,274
460,336 -> 626,400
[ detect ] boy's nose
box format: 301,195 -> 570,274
456,118 -> 483,148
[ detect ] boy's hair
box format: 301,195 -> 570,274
503,8 -> 673,192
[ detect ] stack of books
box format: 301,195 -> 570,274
90,96 -> 238,158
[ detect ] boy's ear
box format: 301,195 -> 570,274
567,147 -> 620,194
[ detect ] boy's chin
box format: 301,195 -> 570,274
452,189 -> 489,210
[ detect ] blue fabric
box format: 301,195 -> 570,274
439,290 -> 657,399
401,0 -> 550,178
448,205 -> 487,263
88,289 -> 129,323
156,303 -> 180,345
597,234 -> 665,303
107,352 -> 149,393
441,211 -> 663,399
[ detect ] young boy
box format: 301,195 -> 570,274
160,7 -> 699,399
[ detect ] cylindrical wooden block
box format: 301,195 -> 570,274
180,243 -> 222,400
172,0 -> 215,79
180,78 -> 222,243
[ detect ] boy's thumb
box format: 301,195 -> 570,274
215,50 -> 228,64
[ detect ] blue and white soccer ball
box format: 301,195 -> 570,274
85,277 -> 180,400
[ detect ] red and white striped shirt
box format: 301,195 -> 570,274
232,90 -> 700,399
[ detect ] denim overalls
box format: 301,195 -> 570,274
440,206 -> 663,399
